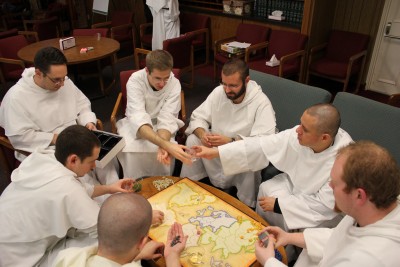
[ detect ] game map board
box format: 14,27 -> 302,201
148,178 -> 266,267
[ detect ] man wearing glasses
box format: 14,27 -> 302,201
180,58 -> 277,207
0,46 -> 119,190
116,49 -> 191,179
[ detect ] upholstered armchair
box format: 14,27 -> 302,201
214,23 -> 270,79
306,30 -> 370,93
247,29 -> 308,82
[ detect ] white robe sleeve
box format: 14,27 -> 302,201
156,82 -> 183,135
219,137 -> 270,176
278,181 -> 339,229
4,96 -> 54,151
126,75 -> 153,137
303,228 -> 333,262
166,0 -> 180,22
74,86 -> 97,127
265,257 -> 287,267
1,82 -> 96,152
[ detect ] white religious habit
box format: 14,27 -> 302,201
0,67 -> 119,188
54,246 -> 142,267
0,68 -> 96,159
146,0 -> 180,50
217,127 -> 353,230
265,202 -> 400,267
0,149 -> 99,267
116,68 -> 183,178
180,81 -> 276,207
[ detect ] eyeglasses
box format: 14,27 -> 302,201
150,74 -> 169,84
220,82 -> 241,90
153,77 -> 169,84
46,75 -> 69,85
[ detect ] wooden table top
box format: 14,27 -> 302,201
138,176 -> 287,267
17,36 -> 120,65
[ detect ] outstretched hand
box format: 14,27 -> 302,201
164,222 -> 188,264
163,142 -> 193,165
157,148 -> 171,165
191,145 -> 219,160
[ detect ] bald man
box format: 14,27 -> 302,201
54,193 -> 187,266
193,104 -> 353,231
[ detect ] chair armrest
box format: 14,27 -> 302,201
308,42 -> 328,70
110,92 -> 123,134
279,49 -> 306,78
349,50 -> 367,62
345,50 -> 368,81
309,42 -> 328,54
176,90 -> 187,144
244,41 -> 269,62
18,30 -> 39,42
188,28 -> 209,44
140,22 -> 153,36
96,119 -> 104,131
134,48 -> 151,69
23,19 -> 45,30
110,23 -> 134,36
180,91 -> 186,123
0,136 -> 30,156
0,58 -> 25,69
92,21 -> 112,29
0,136 -> 14,150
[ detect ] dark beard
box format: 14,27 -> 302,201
226,83 -> 246,101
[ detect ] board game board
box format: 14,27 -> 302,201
148,178 -> 265,267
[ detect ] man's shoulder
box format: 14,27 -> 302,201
334,128 -> 353,146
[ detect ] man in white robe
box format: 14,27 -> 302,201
193,104 -> 353,230
146,0 -> 180,50
180,59 -> 276,207
0,125 -> 134,267
117,50 -> 191,178
0,46 -> 119,192
256,141 -> 400,267
54,194 -> 187,267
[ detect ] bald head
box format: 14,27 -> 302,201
305,103 -> 341,138
97,193 -> 152,255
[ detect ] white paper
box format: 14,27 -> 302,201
225,41 -> 252,49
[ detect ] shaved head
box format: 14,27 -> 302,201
97,193 -> 152,255
305,103 -> 341,137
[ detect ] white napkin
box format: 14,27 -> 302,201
272,10 -> 283,17
269,10 -> 285,21
266,54 -> 280,67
